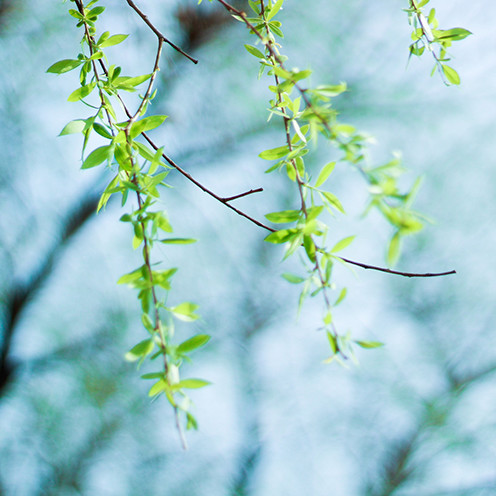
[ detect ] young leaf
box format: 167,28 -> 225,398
59,119 -> 87,136
331,235 -> 355,253
177,334 -> 211,354
266,0 -> 283,21
355,340 -> 384,349
315,161 -> 336,187
265,209 -> 300,223
130,115 -> 168,139
176,379 -> 211,389
99,34 -> 129,48
47,59 -> 83,74
125,338 -> 154,362
68,82 -> 97,102
335,287 -> 347,306
442,64 -> 460,85
148,379 -> 168,397
387,231 -> 401,266
170,302 -> 200,322
436,28 -> 472,41
82,144 -> 114,169
118,265 -> 145,285
244,44 -> 265,59
264,228 -> 299,244
259,145 -> 289,160
159,238 -> 197,245
282,273 -> 305,284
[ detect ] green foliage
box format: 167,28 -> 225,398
405,0 -> 471,85
50,0 -> 465,445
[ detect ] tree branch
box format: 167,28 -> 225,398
94,0 -> 457,285
0,189 -> 101,394
221,187 -> 263,202
125,0 -> 198,64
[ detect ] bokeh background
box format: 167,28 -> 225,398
1,0 -> 496,494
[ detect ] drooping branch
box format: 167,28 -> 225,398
89,0 -> 455,280
221,187 -> 264,202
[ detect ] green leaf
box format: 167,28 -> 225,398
265,209 -> 300,223
93,122 -> 113,139
282,273 -> 305,284
244,44 -> 265,59
314,83 -> 347,97
303,235 -> 316,262
82,144 -> 114,169
59,119 -> 86,136
436,27 -> 472,41
170,302 -> 200,322
47,59 -> 83,74
125,338 -> 154,362
87,6 -> 105,18
315,161 -> 336,187
266,0 -> 283,20
134,141 -> 157,162
335,287 -> 347,305
441,64 -> 460,85
259,145 -> 289,160
326,330 -> 337,354
320,191 -> 345,214
264,228 -> 299,244
99,33 -> 129,47
186,412 -> 198,430
152,268 -> 177,290
97,174 -> 119,212
130,115 -> 168,138
68,82 -> 96,102
176,379 -> 211,389
331,235 -> 355,253
141,372 -> 164,380
177,334 -> 211,354
387,231 -> 401,266
117,265 -> 145,285
159,238 -> 197,245
148,379 -> 168,397
113,74 -> 151,90
141,312 -> 154,332
355,340 -> 384,349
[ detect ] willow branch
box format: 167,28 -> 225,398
214,0 -> 456,279
125,0 -> 198,64
221,188 -> 263,202
78,0 -> 454,279
339,257 -> 455,278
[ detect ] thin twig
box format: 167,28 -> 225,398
339,257 -> 456,278
128,37 -> 163,124
125,0 -> 198,64
221,187 -> 263,202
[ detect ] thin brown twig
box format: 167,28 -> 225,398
128,37 -> 163,124
221,187 -> 263,202
339,257 -> 455,278
125,0 -> 198,64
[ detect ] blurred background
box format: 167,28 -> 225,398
1,0 -> 496,494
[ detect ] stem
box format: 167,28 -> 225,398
125,0 -> 198,64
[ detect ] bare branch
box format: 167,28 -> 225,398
220,188 -> 263,202
125,0 -> 198,64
